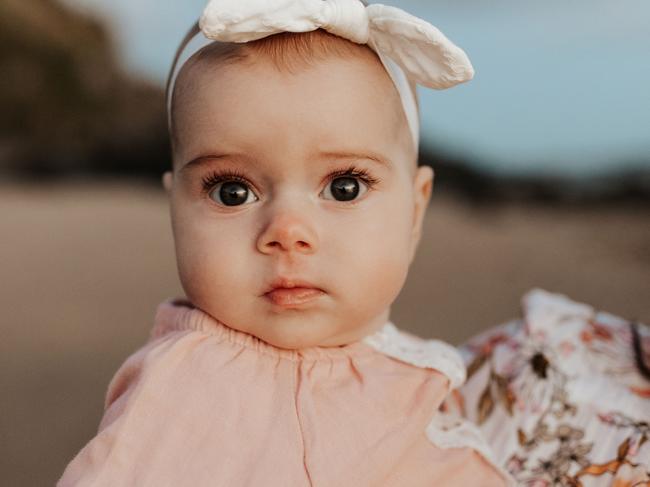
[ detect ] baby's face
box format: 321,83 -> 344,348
163,50 -> 433,349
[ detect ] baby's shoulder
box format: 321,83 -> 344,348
362,321 -> 466,390
363,322 -> 515,485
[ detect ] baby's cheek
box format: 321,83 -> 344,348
369,247 -> 409,300
342,226 -> 410,310
173,217 -> 243,303
357,203 -> 413,298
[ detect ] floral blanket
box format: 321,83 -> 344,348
443,288 -> 650,486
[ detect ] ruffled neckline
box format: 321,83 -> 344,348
151,296 -> 467,388
151,296 -> 381,362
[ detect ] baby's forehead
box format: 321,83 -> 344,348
171,31 -> 416,165
192,42 -> 395,97
175,30 -> 405,116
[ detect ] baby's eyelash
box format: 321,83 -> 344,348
326,165 -> 381,188
200,169 -> 251,193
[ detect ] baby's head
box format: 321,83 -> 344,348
162,26 -> 433,349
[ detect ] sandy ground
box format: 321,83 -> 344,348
1,179 -> 649,486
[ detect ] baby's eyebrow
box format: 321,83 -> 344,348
179,154 -> 239,173
180,150 -> 391,173
317,151 -> 391,168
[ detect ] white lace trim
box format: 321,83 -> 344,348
364,322 -> 515,484
426,412 -> 517,486
363,322 -> 467,389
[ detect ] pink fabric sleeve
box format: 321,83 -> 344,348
56,336 -> 165,486
56,329 -> 309,487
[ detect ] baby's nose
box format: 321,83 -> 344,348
256,208 -> 319,255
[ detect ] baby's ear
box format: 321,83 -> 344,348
162,171 -> 174,193
409,165 -> 434,263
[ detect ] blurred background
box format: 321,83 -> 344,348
1,0 -> 649,485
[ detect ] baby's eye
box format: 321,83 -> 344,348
209,180 -> 258,206
321,176 -> 369,202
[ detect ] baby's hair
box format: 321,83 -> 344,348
166,23 -> 419,165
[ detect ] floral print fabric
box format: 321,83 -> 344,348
443,288 -> 650,486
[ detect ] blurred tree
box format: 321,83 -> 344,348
0,0 -> 170,179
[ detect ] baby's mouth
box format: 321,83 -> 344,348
264,287 -> 325,307
262,277 -> 325,307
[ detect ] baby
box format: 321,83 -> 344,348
58,1 -> 513,485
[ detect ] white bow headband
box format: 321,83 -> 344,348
167,0 -> 475,150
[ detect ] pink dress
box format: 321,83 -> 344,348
57,297 -> 513,486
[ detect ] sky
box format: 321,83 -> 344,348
62,0 -> 650,178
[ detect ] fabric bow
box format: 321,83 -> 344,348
199,0 -> 474,90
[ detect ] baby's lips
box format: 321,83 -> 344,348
261,276 -> 324,296
264,287 -> 325,307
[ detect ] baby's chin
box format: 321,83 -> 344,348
186,291 -> 390,350
248,323 -> 357,350
232,316 -> 372,350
